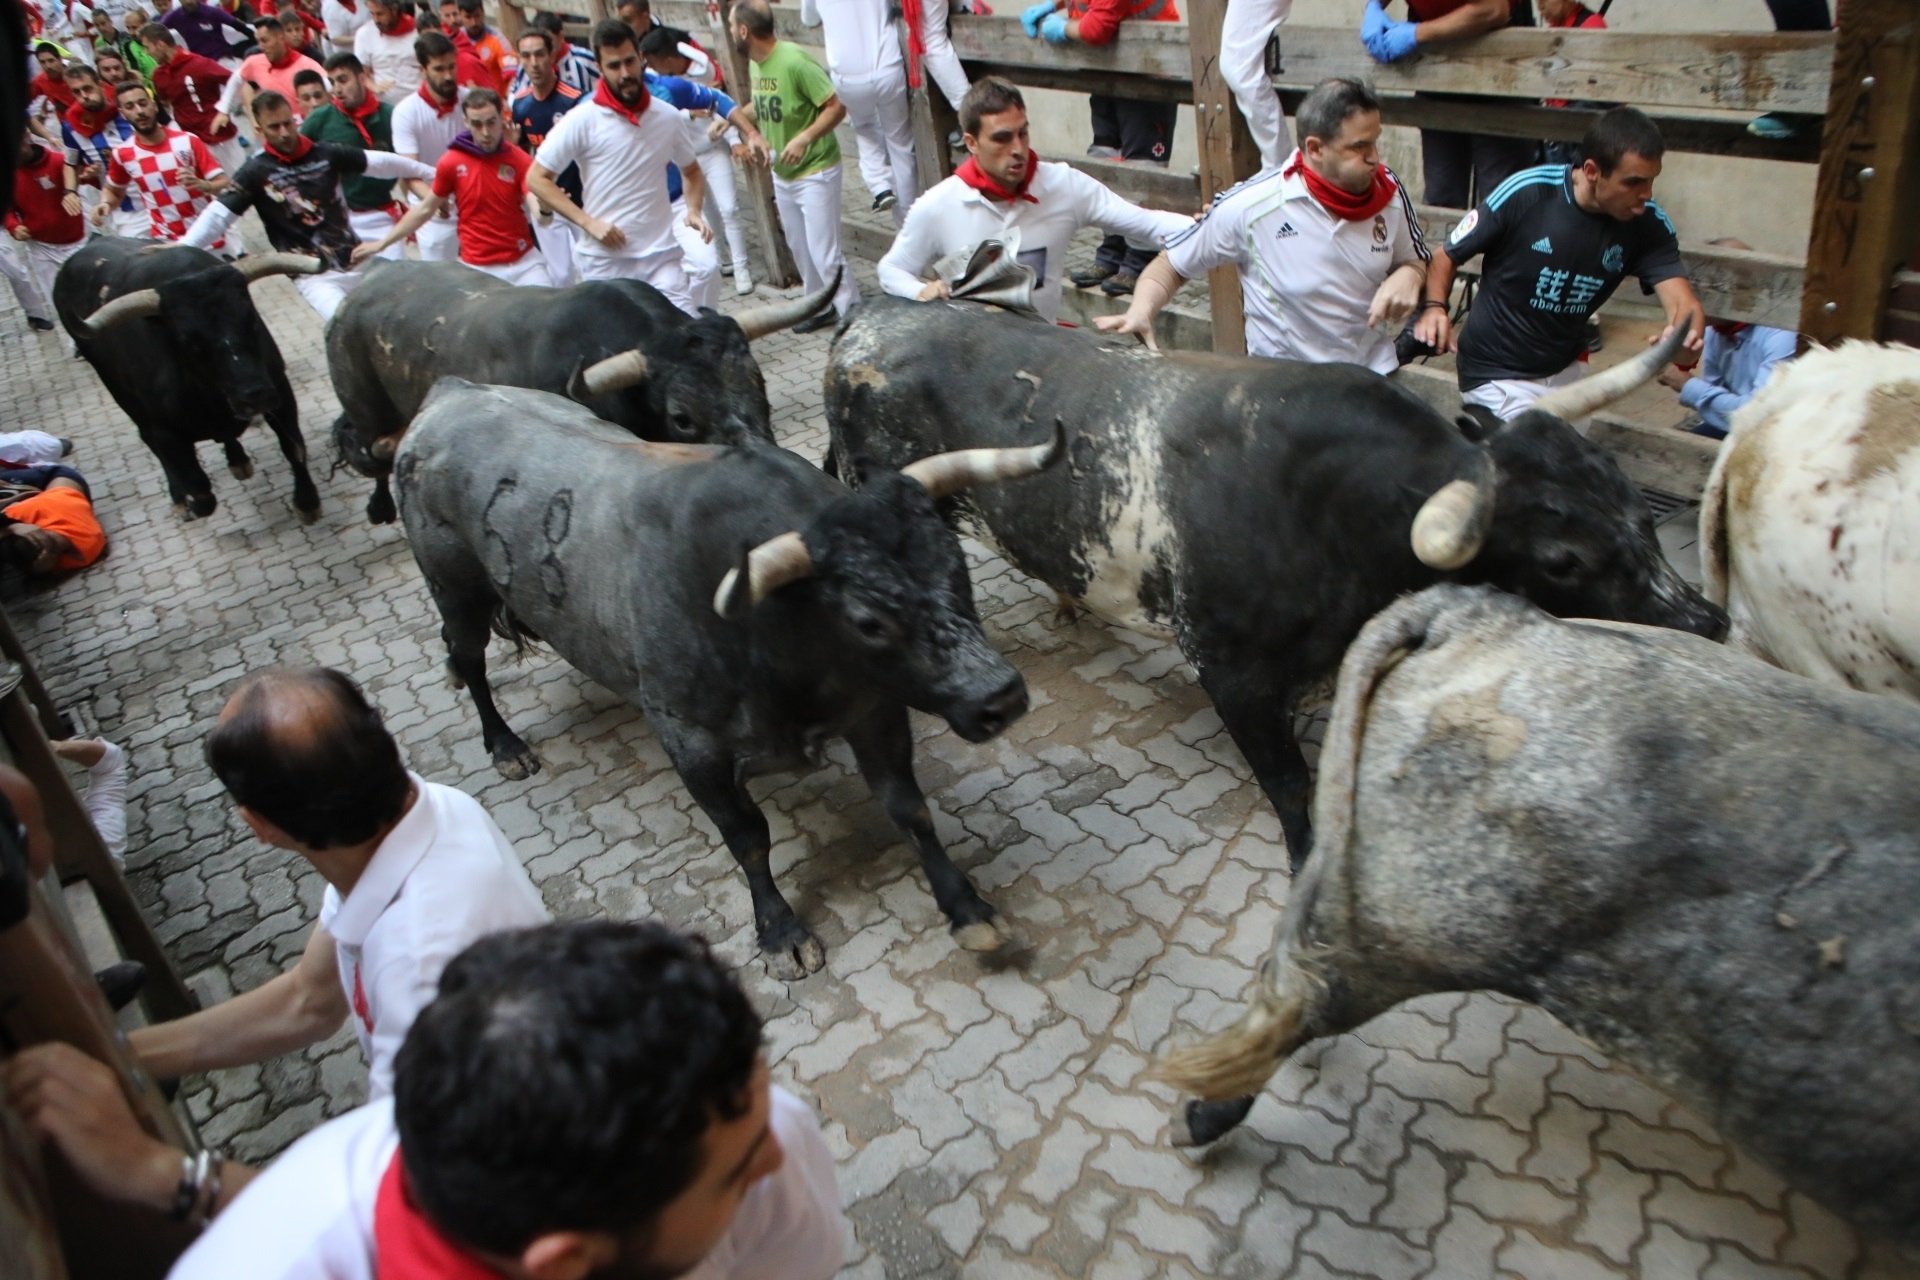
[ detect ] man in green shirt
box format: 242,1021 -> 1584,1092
731,0 -> 858,331
302,51 -> 414,262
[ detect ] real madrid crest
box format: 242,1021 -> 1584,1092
1372,214 -> 1387,245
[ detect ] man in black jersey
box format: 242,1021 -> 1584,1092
1413,107 -> 1704,423
180,89 -> 434,321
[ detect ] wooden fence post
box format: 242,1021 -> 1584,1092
1798,0 -> 1920,344
1184,0 -> 1260,355
495,0 -> 524,47
708,2 -> 800,287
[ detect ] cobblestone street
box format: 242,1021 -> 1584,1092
5,239 -> 1915,1280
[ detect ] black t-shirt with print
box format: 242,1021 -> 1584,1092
1444,163 -> 1687,388
219,141 -> 371,272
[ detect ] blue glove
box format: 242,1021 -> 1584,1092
1363,12 -> 1420,61
1021,0 -> 1056,36
1361,0 -> 1390,42
1040,10 -> 1070,42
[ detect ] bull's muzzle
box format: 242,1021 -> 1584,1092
947,671 -> 1030,743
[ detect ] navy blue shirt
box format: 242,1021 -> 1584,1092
1445,164 -> 1687,388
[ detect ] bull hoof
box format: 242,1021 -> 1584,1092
229,462 -> 255,481
490,738 -> 541,780
367,492 -> 397,525
761,923 -> 827,981
1053,592 -> 1082,625
1168,1094 -> 1257,1149
184,494 -> 216,520
293,495 -> 321,525
952,917 -> 1017,954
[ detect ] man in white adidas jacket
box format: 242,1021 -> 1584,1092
878,77 -> 1190,324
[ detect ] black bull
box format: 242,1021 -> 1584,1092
325,260 -> 838,524
54,238 -> 324,521
826,297 -> 1727,870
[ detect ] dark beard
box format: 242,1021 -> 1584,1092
611,78 -> 644,105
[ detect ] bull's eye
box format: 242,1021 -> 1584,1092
1543,549 -> 1583,580
847,607 -> 900,647
669,413 -> 696,439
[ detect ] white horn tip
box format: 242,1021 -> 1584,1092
713,568 -> 742,617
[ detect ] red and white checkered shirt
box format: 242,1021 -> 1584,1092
106,127 -> 230,247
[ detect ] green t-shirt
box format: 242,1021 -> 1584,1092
301,101 -> 398,212
750,40 -> 840,182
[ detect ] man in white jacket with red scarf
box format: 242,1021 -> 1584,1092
1098,76 -> 1429,373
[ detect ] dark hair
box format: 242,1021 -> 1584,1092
63,62 -> 99,84
253,16 -> 282,34
324,50 -> 365,74
279,11 -> 306,32
1296,77 -> 1379,147
591,15 -> 636,54
113,78 -> 153,100
139,23 -> 176,44
204,668 -> 411,851
517,26 -> 554,52
532,10 -> 566,35
729,0 -> 773,39
461,85 -> 501,113
393,921 -> 765,1256
616,0 -> 650,13
1582,106 -> 1664,176
415,29 -> 456,65
456,0 -> 483,13
637,23 -> 687,55
250,88 -> 292,117
293,67 -> 326,90
33,40 -> 60,57
959,76 -> 1023,137
415,7 -> 441,27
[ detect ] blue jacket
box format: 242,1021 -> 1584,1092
644,71 -> 735,202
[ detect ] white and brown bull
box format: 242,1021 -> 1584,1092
1157,584 -> 1920,1246
1701,341 -> 1920,702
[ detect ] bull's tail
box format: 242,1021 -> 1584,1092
1698,432 -> 1735,608
1154,584 -> 1486,1100
490,601 -> 543,657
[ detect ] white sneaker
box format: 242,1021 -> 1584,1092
734,266 -> 754,295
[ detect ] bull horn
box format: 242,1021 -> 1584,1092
1410,453 -> 1497,571
369,432 -> 406,462
80,288 -> 163,333
713,531 -> 814,618
575,350 -> 651,397
1529,320 -> 1692,423
733,268 -> 842,340
234,252 -> 327,284
901,418 -> 1066,501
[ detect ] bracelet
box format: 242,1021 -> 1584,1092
168,1148 -> 225,1228
193,1150 -> 225,1228
1417,299 -> 1448,311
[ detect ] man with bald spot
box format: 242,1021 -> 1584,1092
125,667 -> 548,1100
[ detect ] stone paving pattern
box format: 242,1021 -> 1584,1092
5,216 -> 1916,1279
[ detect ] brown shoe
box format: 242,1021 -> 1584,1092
1100,271 -> 1139,297
1069,264 -> 1117,289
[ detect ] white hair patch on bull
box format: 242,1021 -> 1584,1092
1070,402 -> 1179,639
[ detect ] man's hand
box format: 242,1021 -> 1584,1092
77,163 -> 100,185
779,135 -> 811,169
181,173 -> 217,195
707,116 -> 730,143
735,135 -> 771,167
349,242 -> 381,265
61,192 -> 82,216
210,112 -> 230,135
1413,305 -> 1453,354
1021,0 -> 1057,36
90,201 -> 111,227
916,279 -> 952,301
683,207 -> 712,243
1655,310 -> 1706,356
11,225 -> 31,241
1361,0 -> 1420,62
1,1043 -> 183,1214
1039,11 -> 1070,42
1655,364 -> 1690,393
587,216 -> 627,249
1368,270 -> 1421,329
1092,308 -> 1161,353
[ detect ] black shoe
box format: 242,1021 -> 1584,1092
27,317 -> 55,332
1100,270 -> 1139,297
1069,263 -> 1117,289
95,961 -> 146,1011
58,437 -> 74,456
793,310 -> 837,335
872,190 -> 897,213
1585,319 -> 1604,354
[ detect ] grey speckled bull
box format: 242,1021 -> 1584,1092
1157,584 -> 1920,1245
395,379 -> 1059,978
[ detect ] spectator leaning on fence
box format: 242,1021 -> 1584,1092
1415,107 -> 1705,423
801,0 -> 918,223
879,76 -> 1191,325
1220,0 -> 1292,172
1098,77 -> 1428,373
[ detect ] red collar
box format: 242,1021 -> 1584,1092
373,1153 -> 500,1280
1711,321 -> 1749,338
416,80 -> 457,116
1282,149 -> 1398,222
336,0 -> 355,9
955,152 -> 1039,204
592,75 -> 650,123
64,99 -> 118,136
264,46 -> 299,68
382,12 -> 415,34
340,89 -> 382,144
263,133 -> 314,162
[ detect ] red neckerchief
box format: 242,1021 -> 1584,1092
373,1153 -> 499,1280
32,74 -> 77,110
416,80 -> 456,117
383,12 -> 415,34
1711,321 -> 1749,338
955,152 -> 1039,204
337,0 -> 355,9
263,132 -> 314,162
342,89 -> 382,146
265,45 -> 299,68
64,98 -> 118,136
1282,149 -> 1398,222
592,75 -> 650,123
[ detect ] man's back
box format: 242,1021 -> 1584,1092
802,0 -> 902,77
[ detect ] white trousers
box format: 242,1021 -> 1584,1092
576,247 -> 695,315
695,144 -> 752,274
530,212 -> 578,286
1462,362 -> 1586,427
294,268 -> 363,321
773,166 -> 860,317
472,249 -> 554,287
672,198 -> 720,312
1221,0 -> 1293,173
0,430 -> 70,465
21,237 -> 86,320
206,135 -> 248,178
832,64 -> 918,224
916,0 -> 970,112
2,244 -> 50,322
414,211 -> 460,262
348,207 -> 407,261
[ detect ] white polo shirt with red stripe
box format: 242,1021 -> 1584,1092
315,775 -> 549,1099
166,1088 -> 848,1280
532,90 -> 696,268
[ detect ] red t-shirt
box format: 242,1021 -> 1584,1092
6,145 -> 86,244
432,140 -> 533,265
1407,0 -> 1512,19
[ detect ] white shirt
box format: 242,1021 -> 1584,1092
534,95 -> 696,262
354,21 -> 422,103
390,90 -> 461,168
799,0 -> 902,78
1164,151 -> 1429,373
879,161 -> 1193,323
314,776 -> 549,1098
321,0 -> 369,48
168,1088 -> 847,1280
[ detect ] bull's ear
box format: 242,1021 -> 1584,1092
714,543 -> 757,621
1456,407 -> 1502,444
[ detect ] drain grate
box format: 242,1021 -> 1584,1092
1640,487 -> 1697,526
